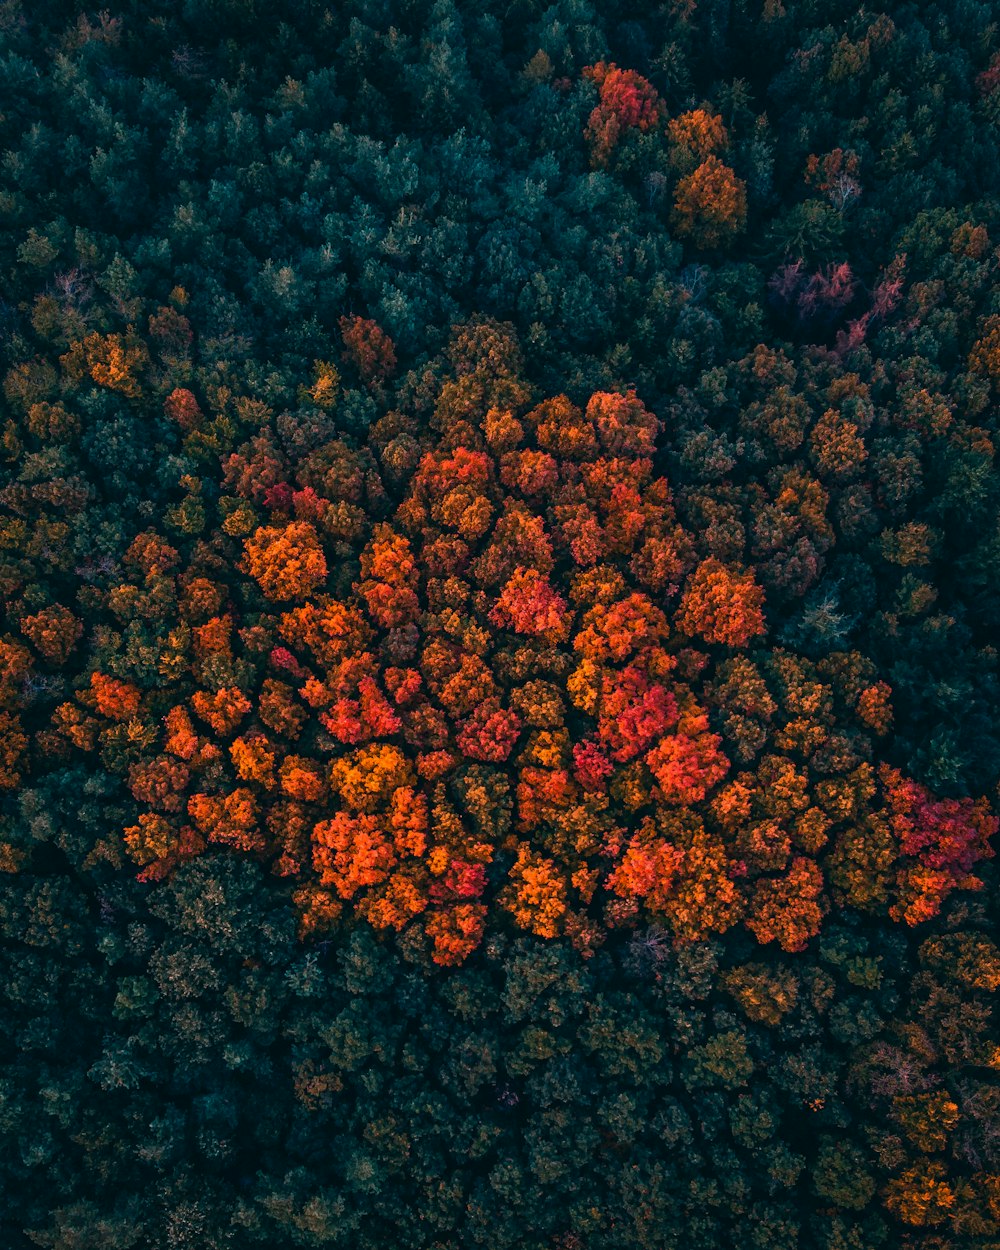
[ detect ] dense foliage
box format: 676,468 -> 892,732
2,1 -> 1000,1246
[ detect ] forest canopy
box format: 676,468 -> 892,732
1,2 -> 1000,1248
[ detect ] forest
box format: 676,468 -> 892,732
1,0 -> 1000,1246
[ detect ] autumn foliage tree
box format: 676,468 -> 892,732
582,61 -> 664,167
244,521 -> 328,601
671,155 -> 748,249
339,315 -> 397,385
676,558 -> 767,647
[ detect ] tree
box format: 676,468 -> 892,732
745,858 -> 825,953
671,156 -> 748,249
339,315 -> 397,384
243,521 -> 328,601
676,558 -> 767,647
884,1161 -> 956,1227
582,62 -> 664,167
666,109 -> 729,174
20,604 -> 82,665
501,845 -> 567,938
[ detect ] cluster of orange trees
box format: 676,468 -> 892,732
14,318 -> 991,967
584,64 -> 747,248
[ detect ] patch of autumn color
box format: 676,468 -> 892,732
87,671 -> 141,720
123,812 -> 176,866
527,394 -> 598,462
884,1161 -> 956,1227
339,315 -> 397,383
61,331 -> 147,397
882,766 -> 997,925
455,699 -> 522,762
607,823 -> 684,913
879,520 -> 938,567
499,447 -> 558,496
920,932 -> 1000,992
428,859 -> 486,908
515,764 -> 574,830
164,386 -> 203,430
304,359 -> 340,409
361,873 -> 428,930
646,725 -> 729,805
425,903 -> 486,966
358,676 -> 402,737
0,711 -> 28,789
572,739 -> 614,791
163,706 -> 201,761
179,576 -> 225,621
857,681 -> 893,733
320,699 -> 363,745
387,786 -> 429,856
502,845 -> 567,938
0,841 -> 26,873
267,801 -> 311,878
313,812 -> 396,899
477,506 -> 556,583
258,678 -> 307,739
597,665 -> 678,762
49,702 -> 97,753
330,744 -> 414,812
25,400 -> 78,441
79,326 -> 997,967
809,408 -> 867,480
299,676 -> 332,709
321,673 -> 400,745
483,405 -> 525,452
187,788 -> 264,851
432,651 -> 496,719
279,600 -> 371,667
582,62 -> 664,167
293,884 -> 342,939
279,755 -> 325,802
574,593 -> 669,664
20,604 -> 82,665
735,818 -> 792,873
969,314 -> 1000,385
745,857 -> 825,952
893,1091 -> 960,1153
587,390 -> 662,456
359,526 -> 420,627
192,615 -> 232,657
520,727 -> 570,772
671,155 -> 748,249
190,686 -> 252,736
667,109 -> 729,173
655,817 -> 744,941
292,1060 -> 343,1111
244,520 -> 328,601
676,558 -> 767,646
0,638 -> 32,702
828,808 -> 896,913
805,147 -> 862,210
510,679 -> 565,730
384,666 -> 423,707
229,732 -> 277,787
632,529 -> 694,594
489,567 -> 569,637
404,446 -> 494,532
